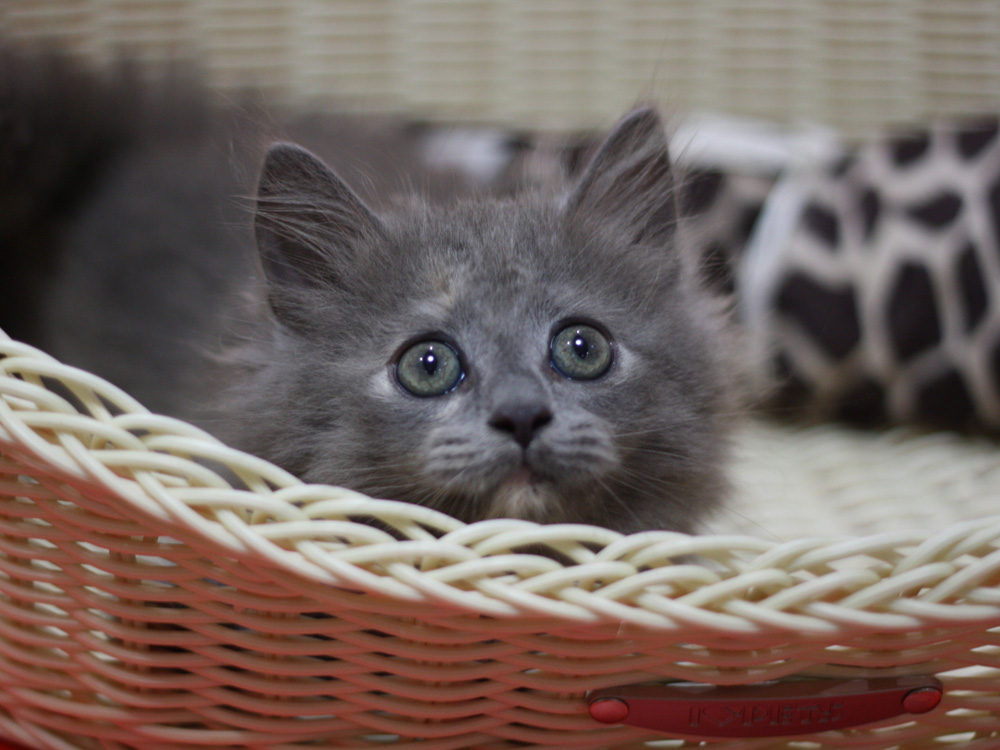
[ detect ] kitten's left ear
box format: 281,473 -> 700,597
254,142 -> 385,292
564,106 -> 676,245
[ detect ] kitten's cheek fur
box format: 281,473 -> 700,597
371,366 -> 405,402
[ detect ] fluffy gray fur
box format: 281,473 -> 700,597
209,107 -> 735,533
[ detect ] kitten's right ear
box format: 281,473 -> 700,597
254,142 -> 385,293
564,106 -> 677,246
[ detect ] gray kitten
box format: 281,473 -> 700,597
3,45 -> 734,533
211,107 -> 735,534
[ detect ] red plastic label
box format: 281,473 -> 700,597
588,675 -> 942,738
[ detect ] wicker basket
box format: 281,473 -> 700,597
1,323 -> 1000,750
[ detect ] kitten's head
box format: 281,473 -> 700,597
223,106 -> 734,534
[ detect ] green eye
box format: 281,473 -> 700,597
396,340 -> 463,397
550,324 -> 612,380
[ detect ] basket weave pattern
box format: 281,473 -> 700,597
1,336 -> 1000,749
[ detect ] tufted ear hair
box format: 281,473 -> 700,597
254,142 -> 385,294
564,106 -> 677,246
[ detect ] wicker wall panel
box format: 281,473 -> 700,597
2,0 -> 998,134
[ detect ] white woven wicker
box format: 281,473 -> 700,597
1,324 -> 1000,750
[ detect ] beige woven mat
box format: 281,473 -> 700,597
719,420 -> 1000,541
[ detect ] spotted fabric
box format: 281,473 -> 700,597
678,168 -> 776,295
744,116 -> 1000,432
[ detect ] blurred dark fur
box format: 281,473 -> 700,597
0,42 -> 208,342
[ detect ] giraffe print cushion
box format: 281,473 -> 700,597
740,116 -> 1000,432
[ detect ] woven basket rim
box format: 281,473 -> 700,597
3,327 -> 1000,639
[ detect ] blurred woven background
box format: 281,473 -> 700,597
2,0 -> 999,136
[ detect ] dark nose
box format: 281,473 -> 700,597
489,403 -> 553,448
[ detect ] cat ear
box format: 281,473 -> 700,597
254,142 -> 385,291
564,106 -> 677,245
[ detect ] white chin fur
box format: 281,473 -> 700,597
485,480 -> 555,522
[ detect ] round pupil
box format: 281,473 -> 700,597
572,335 -> 591,359
421,351 -> 439,375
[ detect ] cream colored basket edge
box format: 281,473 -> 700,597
0,328 -> 998,750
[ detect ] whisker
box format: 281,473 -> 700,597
591,475 -> 649,532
